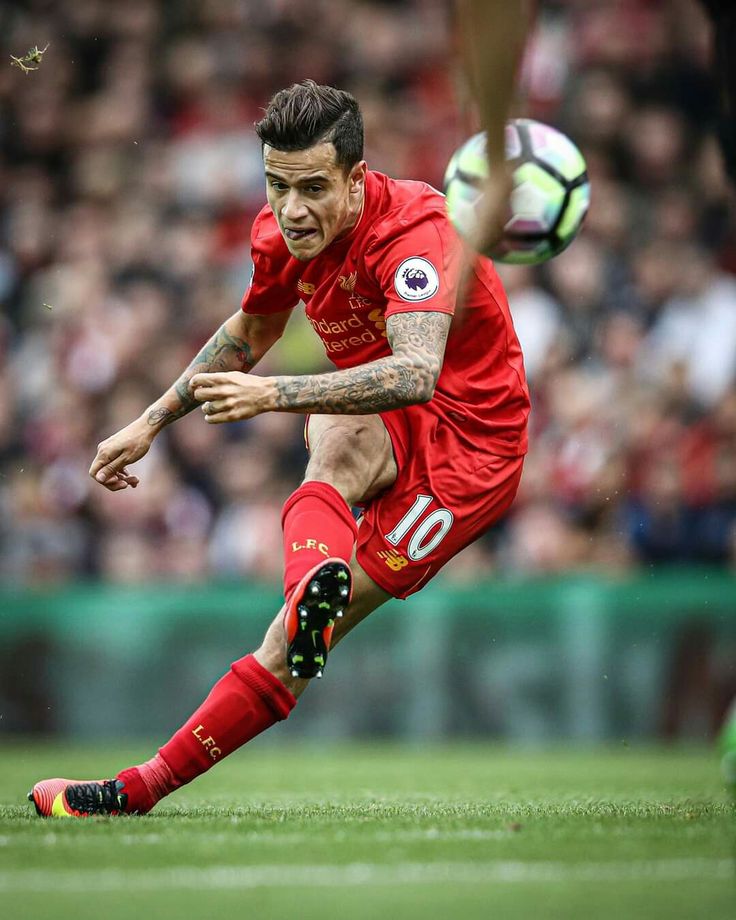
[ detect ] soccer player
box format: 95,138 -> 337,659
28,81 -> 529,817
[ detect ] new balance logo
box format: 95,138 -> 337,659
377,549 -> 409,572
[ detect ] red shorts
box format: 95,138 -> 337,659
353,404 -> 524,599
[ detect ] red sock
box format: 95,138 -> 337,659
282,481 -> 357,600
117,654 -> 295,813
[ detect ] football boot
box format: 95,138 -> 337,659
284,558 -> 352,679
28,778 -> 128,817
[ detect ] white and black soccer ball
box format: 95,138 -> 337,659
443,118 -> 591,265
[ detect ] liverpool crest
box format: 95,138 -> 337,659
338,272 -> 358,293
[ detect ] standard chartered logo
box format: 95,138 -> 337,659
308,313 -> 365,336
367,309 -> 387,338
307,311 -> 388,353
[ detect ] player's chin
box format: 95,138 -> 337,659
285,236 -> 323,260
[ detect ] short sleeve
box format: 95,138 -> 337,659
241,208 -> 300,316
366,212 -> 462,318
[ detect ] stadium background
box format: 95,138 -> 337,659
0,0 -> 735,744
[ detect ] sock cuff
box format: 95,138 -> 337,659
232,654 -> 296,721
281,481 -> 358,537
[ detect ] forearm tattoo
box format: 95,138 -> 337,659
273,312 -> 451,415
146,324 -> 254,428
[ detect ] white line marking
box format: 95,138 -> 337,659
4,828 -> 518,848
1,823 -> 727,851
0,860 -> 731,892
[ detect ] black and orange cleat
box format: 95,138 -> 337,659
28,778 -> 128,818
284,558 -> 352,679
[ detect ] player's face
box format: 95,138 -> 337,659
263,143 -> 367,261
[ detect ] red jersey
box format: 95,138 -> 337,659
242,169 -> 529,456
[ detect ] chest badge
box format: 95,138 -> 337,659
338,272 -> 357,292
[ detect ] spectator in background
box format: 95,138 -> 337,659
1,0 -> 736,584
644,245 -> 736,408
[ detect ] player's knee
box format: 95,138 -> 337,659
307,426 -> 373,495
321,423 -> 370,461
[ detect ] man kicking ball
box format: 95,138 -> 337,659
29,80 -> 529,817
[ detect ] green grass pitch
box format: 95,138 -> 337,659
0,742 -> 733,920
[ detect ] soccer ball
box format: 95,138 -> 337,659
443,119 -> 590,264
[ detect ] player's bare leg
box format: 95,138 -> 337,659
303,413 -> 397,503
29,414 -> 398,816
263,411 -> 398,688
280,413 -> 397,678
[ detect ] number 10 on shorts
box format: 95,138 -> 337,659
384,494 -> 454,562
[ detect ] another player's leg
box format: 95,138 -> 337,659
29,414 -> 397,817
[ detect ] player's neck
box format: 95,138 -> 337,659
335,187 -> 366,242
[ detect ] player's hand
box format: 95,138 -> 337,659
89,419 -> 154,491
190,371 -> 271,423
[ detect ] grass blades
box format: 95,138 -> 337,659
0,742 -> 733,920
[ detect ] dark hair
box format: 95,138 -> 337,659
255,80 -> 364,172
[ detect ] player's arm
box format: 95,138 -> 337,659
90,308 -> 291,490
456,0 -> 532,253
142,309 -> 288,430
190,311 -> 452,420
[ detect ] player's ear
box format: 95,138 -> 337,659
348,160 -> 367,196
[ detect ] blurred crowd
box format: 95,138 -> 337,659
1,0 -> 735,587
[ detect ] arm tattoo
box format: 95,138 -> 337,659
272,312 -> 451,414
146,323 -> 254,428
147,406 -> 175,427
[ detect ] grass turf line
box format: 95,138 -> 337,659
0,742 -> 733,920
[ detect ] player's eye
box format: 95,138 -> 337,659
270,181 -> 288,191
306,185 -> 323,194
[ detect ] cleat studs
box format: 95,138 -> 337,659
316,670 -> 323,679
309,582 -> 320,596
335,609 -> 344,618
339,586 -> 349,599
291,669 -> 300,678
